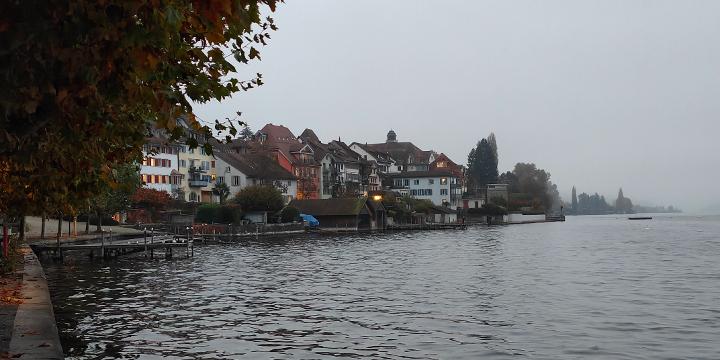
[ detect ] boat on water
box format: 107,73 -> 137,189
628,216 -> 653,220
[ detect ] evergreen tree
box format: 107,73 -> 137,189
487,132 -> 498,165
469,139 -> 498,187
571,186 -> 578,214
239,126 -> 255,140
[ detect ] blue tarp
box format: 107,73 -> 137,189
299,213 -> 320,227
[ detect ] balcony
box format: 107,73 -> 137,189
189,179 -> 209,187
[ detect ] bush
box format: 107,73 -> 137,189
233,185 -> 284,212
195,204 -> 242,224
490,196 -> 507,207
280,206 -> 300,223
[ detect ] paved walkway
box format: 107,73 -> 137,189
0,255 -> 23,357
0,247 -> 63,359
24,216 -> 143,244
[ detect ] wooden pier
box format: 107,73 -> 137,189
387,223 -> 468,231
31,234 -> 194,260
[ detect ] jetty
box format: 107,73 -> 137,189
31,233 -> 194,260
387,223 -> 467,231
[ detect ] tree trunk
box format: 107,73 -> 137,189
56,215 -> 62,247
18,215 -> 25,243
40,213 -> 46,239
95,210 -> 102,233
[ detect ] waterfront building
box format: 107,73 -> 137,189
255,123 -> 321,199
349,142 -> 399,174
360,130 -> 435,172
298,129 -> 334,199
214,151 -> 297,204
174,118 -> 219,203
388,169 -> 461,207
140,137 -> 182,194
289,197 -> 386,231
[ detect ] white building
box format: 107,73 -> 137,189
215,151 -> 298,204
140,137 -> 181,194
349,142 -> 399,174
389,170 -> 460,207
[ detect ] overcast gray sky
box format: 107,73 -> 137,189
195,0 -> 720,213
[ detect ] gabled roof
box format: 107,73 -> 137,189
328,140 -> 361,163
363,141 -> 434,165
216,152 -> 296,180
298,128 -> 321,144
289,198 -> 369,216
387,169 -> 455,178
258,123 -> 297,143
430,205 -> 457,214
350,142 -> 396,164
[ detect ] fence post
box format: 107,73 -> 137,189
2,223 -> 8,259
100,229 -> 105,258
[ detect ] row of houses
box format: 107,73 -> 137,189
140,119 -> 502,210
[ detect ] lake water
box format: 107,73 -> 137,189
44,215 -> 720,359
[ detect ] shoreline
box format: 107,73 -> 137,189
7,247 -> 63,359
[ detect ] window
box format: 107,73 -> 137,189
410,189 -> 417,196
189,148 -> 194,154
429,179 -> 434,185
161,176 -> 167,184
180,160 -> 186,167
189,192 -> 198,202
440,189 -> 448,195
440,177 -> 448,185
154,175 -> 159,183
180,145 -> 186,153
217,176 -> 225,184
394,179 -> 403,187
232,176 -> 240,186
403,179 -> 409,186
211,161 -> 215,168
226,166 -> 231,173
413,179 -> 420,185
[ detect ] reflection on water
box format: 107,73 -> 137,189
45,215 -> 720,359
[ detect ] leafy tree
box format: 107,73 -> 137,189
499,171 -> 520,193
0,1 -> 279,222
510,163 -> 557,211
131,188 -> 172,221
280,206 -> 300,223
233,185 -> 284,212
90,163 -> 142,231
212,182 -> 231,204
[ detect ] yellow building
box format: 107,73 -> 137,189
177,143 -> 217,203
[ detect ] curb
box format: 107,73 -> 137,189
8,247 -> 63,359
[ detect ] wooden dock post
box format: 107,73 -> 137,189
100,229 -> 105,258
150,228 -> 154,259
143,228 -> 148,258
186,227 -> 190,258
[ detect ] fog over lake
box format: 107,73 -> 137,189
195,0 -> 720,213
